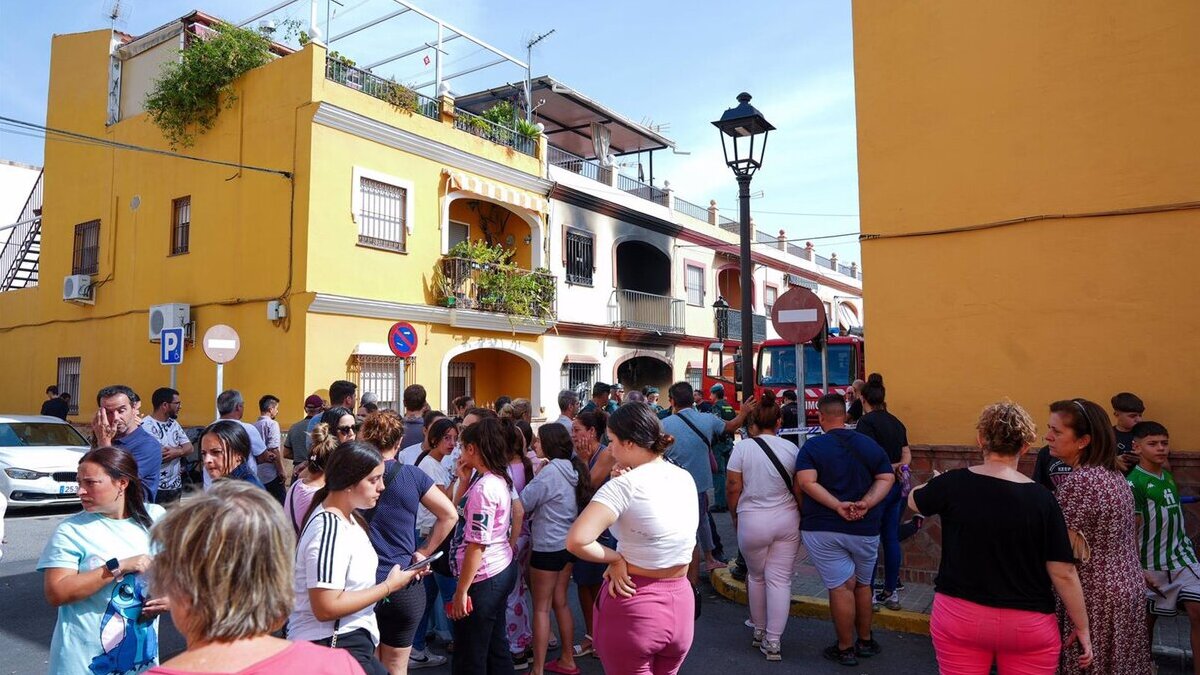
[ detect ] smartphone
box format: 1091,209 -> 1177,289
402,550 -> 444,572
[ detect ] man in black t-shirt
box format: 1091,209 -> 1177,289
780,389 -> 801,447
1032,445 -> 1074,492
1110,392 -> 1144,474
39,385 -> 69,420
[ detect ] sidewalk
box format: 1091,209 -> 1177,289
707,510 -> 1194,660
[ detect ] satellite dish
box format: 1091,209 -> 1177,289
130,195 -> 141,211
101,0 -> 134,28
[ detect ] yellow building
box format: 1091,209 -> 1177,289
0,13 -> 552,426
853,0 -> 1200,448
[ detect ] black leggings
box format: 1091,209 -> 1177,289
312,627 -> 387,675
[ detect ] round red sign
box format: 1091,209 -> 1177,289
770,287 -> 826,344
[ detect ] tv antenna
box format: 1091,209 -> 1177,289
102,0 -> 134,30
524,28 -> 556,121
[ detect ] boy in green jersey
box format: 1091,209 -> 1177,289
1127,421 -> 1200,661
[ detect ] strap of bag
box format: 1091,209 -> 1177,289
751,437 -> 794,496
287,480 -> 302,536
675,411 -> 713,451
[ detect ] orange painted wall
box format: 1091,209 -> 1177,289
852,0 -> 1200,448
449,349 -> 531,408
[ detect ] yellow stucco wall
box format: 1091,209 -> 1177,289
852,0 -> 1200,447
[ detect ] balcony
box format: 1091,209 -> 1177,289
608,289 -> 685,334
453,108 -> 538,157
325,57 -> 439,120
437,257 -> 556,320
719,308 -> 768,343
547,146 -> 667,206
617,174 -> 668,206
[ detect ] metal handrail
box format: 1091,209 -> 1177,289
673,197 -> 709,222
548,146 -> 612,184
616,174 -> 668,206
325,57 -> 439,120
607,289 -> 685,334
815,254 -> 833,268
438,257 -> 555,318
719,308 -> 768,342
453,108 -> 537,156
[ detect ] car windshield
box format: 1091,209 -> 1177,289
0,422 -> 89,447
758,344 -> 854,387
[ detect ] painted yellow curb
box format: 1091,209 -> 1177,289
710,567 -> 931,636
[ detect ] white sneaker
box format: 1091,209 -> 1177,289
760,638 -> 781,662
751,628 -> 765,648
409,650 -> 447,670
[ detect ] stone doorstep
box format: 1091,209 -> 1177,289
709,567 -> 932,636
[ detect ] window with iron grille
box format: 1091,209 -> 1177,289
685,264 -> 705,306
171,196 -> 190,255
72,220 -> 100,275
357,177 -> 407,252
447,362 -> 475,405
565,229 -> 593,286
686,365 -> 703,392
561,362 -> 599,398
57,357 -> 81,416
764,285 -> 778,315
349,355 -> 404,411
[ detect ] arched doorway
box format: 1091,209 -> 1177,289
615,355 -> 673,397
442,341 -> 542,413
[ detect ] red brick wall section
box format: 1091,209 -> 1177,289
900,445 -> 1200,584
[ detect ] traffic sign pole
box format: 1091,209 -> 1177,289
202,324 -> 241,418
215,363 -> 223,419
170,365 -> 176,390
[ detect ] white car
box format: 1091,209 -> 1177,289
0,414 -> 89,508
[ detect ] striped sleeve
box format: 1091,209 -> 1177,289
302,512 -> 348,590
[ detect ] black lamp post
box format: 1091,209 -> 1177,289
713,296 -> 730,340
713,92 -> 774,403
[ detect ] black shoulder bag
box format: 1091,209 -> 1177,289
751,437 -> 796,497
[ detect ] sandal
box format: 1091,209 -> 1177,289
571,635 -> 594,658
545,659 -> 581,675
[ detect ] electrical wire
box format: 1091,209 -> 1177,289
0,117 -> 293,178
675,231 -> 861,249
717,206 -> 859,217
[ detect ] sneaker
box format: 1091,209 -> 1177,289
408,650 -> 447,670
822,643 -> 858,667
512,650 -> 531,671
760,638 -> 781,662
855,637 -> 882,658
751,628 -> 765,648
873,590 -> 901,611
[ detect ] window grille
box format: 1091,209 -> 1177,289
349,355 -> 404,411
171,196 -> 190,255
447,362 -> 475,404
764,286 -> 778,315
72,220 -> 100,275
561,362 -> 599,398
685,264 -> 705,306
358,177 -> 406,251
686,365 -> 703,392
57,357 -> 81,416
565,229 -> 593,285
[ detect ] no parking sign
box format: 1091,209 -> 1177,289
388,322 -> 419,358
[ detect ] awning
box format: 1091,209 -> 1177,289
444,169 -> 547,214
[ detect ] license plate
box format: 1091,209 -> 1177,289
59,484 -> 78,495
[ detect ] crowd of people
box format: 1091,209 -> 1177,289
31,375 -> 1197,675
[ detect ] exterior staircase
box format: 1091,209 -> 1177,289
0,170 -> 42,292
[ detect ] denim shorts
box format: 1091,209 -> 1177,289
801,530 -> 880,589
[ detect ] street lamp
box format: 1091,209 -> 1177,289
713,92 -> 774,403
713,296 -> 730,340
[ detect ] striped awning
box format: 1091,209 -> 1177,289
444,169 -> 547,213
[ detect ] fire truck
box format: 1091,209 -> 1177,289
702,333 -> 866,425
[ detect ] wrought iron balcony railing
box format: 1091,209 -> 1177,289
608,289 -> 685,334
437,257 -> 556,319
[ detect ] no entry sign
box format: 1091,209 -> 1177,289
388,321 -> 419,358
771,287 -> 826,344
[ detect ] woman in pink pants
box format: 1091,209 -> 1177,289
566,402 -> 699,675
725,390 -> 800,661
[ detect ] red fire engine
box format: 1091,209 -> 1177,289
701,334 -> 866,425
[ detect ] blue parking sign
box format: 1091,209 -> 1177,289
160,327 -> 184,365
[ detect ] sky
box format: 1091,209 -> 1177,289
0,0 -> 863,264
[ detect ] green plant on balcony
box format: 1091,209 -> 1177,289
479,101 -> 541,140
145,22 -> 273,148
439,241 -> 555,321
383,81 -> 420,114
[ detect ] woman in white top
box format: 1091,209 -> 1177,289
725,390 -> 801,662
289,440 -> 425,675
566,402 -> 699,675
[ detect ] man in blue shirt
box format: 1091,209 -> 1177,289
661,381 -> 753,584
91,385 -> 162,501
795,393 -> 894,667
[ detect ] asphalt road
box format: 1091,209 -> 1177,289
3,504 -> 1190,674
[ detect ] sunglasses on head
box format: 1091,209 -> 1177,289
337,424 -> 359,434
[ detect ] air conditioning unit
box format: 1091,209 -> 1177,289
62,275 -> 94,303
149,303 -> 191,341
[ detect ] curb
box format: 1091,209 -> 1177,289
710,568 -> 931,636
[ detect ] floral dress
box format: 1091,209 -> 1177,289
1055,465 -> 1151,674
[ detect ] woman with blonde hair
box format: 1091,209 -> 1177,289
908,400 -> 1092,674
283,419 -> 337,534
145,481 -> 360,674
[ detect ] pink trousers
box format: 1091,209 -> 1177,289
930,593 -> 1061,675
594,575 -> 694,675
737,508 -> 800,641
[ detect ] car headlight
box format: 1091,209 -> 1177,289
4,468 -> 50,480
